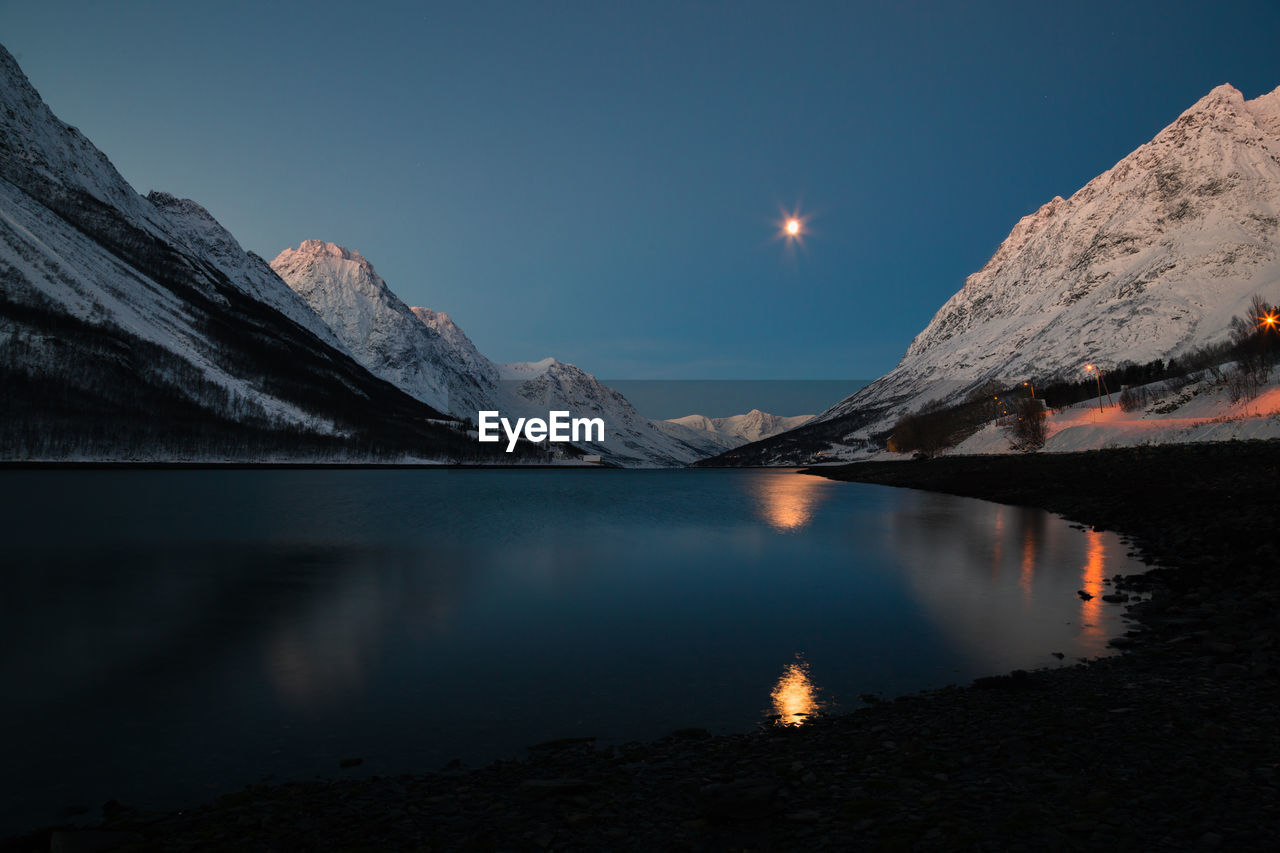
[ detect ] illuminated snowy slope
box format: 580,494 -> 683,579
723,82 -> 1280,463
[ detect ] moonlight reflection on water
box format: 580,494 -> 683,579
0,468 -> 1138,835
751,470 -> 833,531
770,658 -> 822,725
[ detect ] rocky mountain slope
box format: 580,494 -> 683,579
713,82 -> 1280,464
269,242 -> 494,417
270,241 -> 729,466
0,44 -> 494,462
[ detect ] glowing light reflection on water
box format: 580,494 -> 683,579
0,468 -> 1138,833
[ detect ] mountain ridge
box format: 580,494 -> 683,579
0,43 -> 502,462
667,409 -> 813,444
710,80 -> 1280,465
270,239 -> 731,466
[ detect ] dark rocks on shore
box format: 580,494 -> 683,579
518,779 -> 596,801
47,830 -> 143,853
696,778 -> 779,821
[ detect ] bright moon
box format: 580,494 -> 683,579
785,219 -> 801,236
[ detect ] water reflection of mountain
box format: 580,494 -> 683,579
880,491 -> 1129,667
0,540 -> 480,834
264,547 -> 474,708
0,544 -> 486,733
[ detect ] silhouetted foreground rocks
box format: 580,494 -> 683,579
4,441 -> 1278,851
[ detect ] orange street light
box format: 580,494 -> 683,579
1261,312 -> 1278,330
1085,363 -> 1103,413
1023,380 -> 1034,399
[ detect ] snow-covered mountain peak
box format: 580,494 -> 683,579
147,191 -> 246,262
270,240 -> 485,414
762,80 -> 1280,462
271,241 -> 730,465
901,81 -> 1280,365
409,306 -> 497,385
1133,82 -> 1276,167
1,43 -> 481,459
271,241 -> 395,304
291,239 -> 370,265
498,357 -> 560,380
273,241 -> 384,291
142,196 -> 349,350
667,410 -> 814,445
1242,85 -> 1280,134
0,45 -> 167,232
1146,83 -> 1257,142
147,191 -> 220,224
1,41 -> 360,352
1194,82 -> 1244,106
411,306 -> 458,333
408,307 -> 462,345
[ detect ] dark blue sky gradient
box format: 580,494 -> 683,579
3,1 -> 1278,378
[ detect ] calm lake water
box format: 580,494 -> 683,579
0,468 -> 1135,834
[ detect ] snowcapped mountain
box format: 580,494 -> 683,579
499,357 -> 737,464
667,410 -> 813,446
270,241 -> 728,466
717,82 -> 1280,464
410,306 -> 496,383
269,241 -> 494,416
145,194 -> 352,354
0,44 -> 483,461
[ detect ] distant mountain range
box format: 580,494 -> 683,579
6,38 -> 1274,467
666,410 -> 812,444
711,81 -> 1280,465
269,240 -> 735,466
0,42 -> 779,466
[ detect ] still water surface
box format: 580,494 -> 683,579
0,469 -> 1135,833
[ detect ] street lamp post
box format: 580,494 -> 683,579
1085,364 -> 1103,413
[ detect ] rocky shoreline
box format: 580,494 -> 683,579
6,441 -> 1279,851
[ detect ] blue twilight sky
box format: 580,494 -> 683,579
2,1 -> 1278,379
